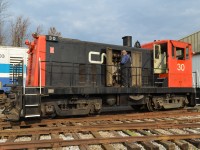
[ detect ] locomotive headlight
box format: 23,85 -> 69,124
32,32 -> 38,39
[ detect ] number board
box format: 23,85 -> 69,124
46,35 -> 58,42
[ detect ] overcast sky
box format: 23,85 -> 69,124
8,0 -> 200,45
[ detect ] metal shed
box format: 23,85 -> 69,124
180,30 -> 200,53
180,31 -> 200,87
193,53 -> 200,88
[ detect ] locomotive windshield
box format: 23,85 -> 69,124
186,47 -> 189,59
176,47 -> 185,60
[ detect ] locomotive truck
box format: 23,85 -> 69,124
2,34 -> 197,121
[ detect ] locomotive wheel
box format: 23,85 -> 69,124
146,98 -> 155,112
89,104 -> 102,115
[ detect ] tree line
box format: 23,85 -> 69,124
0,0 -> 61,47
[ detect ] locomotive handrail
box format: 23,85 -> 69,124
39,60 -> 173,88
12,60 -> 24,86
192,71 -> 198,88
39,60 -> 157,87
39,57 -> 42,94
197,70 -> 200,88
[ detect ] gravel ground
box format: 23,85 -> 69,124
0,108 -> 3,112
163,118 -> 174,121
151,141 -> 166,150
98,131 -> 129,149
74,122 -> 83,126
89,122 -> 98,125
132,119 -> 144,122
154,118 -> 164,121
154,129 -> 173,135
177,115 -> 200,120
134,143 -> 145,150
61,146 -> 80,150
3,127 -> 12,130
88,145 -> 103,150
145,130 -> 155,135
169,129 -> 189,134
187,143 -> 199,150
39,134 -> 51,140
59,133 -> 74,140
132,131 -> 144,136
111,143 -> 127,150
124,120 -> 132,123
0,108 -> 5,118
0,137 -> 7,143
117,131 -> 129,137
14,136 -> 31,142
185,128 -> 200,133
59,133 -> 81,150
143,119 -> 155,122
174,145 -> 181,150
98,131 -> 115,138
78,132 -> 94,139
112,120 -> 123,124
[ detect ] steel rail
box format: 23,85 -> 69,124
0,109 -> 199,127
0,119 -> 200,136
1,133 -> 200,149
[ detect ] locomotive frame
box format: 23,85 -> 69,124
3,35 -> 197,121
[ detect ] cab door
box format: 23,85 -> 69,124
153,44 -> 166,74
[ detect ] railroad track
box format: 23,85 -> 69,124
1,109 -> 200,149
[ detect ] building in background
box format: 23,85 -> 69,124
180,30 -> 200,53
180,31 -> 200,87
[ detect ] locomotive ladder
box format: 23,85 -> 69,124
154,77 -> 167,87
23,57 -> 42,118
23,88 -> 42,118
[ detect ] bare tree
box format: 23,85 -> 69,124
10,16 -> 30,47
0,0 -> 9,45
48,27 -> 61,37
35,24 -> 43,35
25,25 -> 44,42
0,21 -> 5,44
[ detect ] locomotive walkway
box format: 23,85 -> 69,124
0,109 -> 200,149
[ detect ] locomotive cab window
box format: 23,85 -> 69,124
176,47 -> 185,60
186,47 -> 189,59
154,45 -> 160,59
172,45 -> 175,58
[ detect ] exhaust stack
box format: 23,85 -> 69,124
122,36 -> 132,47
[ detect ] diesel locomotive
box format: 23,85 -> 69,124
2,34 -> 197,121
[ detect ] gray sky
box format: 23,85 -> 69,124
9,0 -> 200,45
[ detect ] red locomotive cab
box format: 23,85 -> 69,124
142,40 -> 193,88
168,40 -> 193,87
